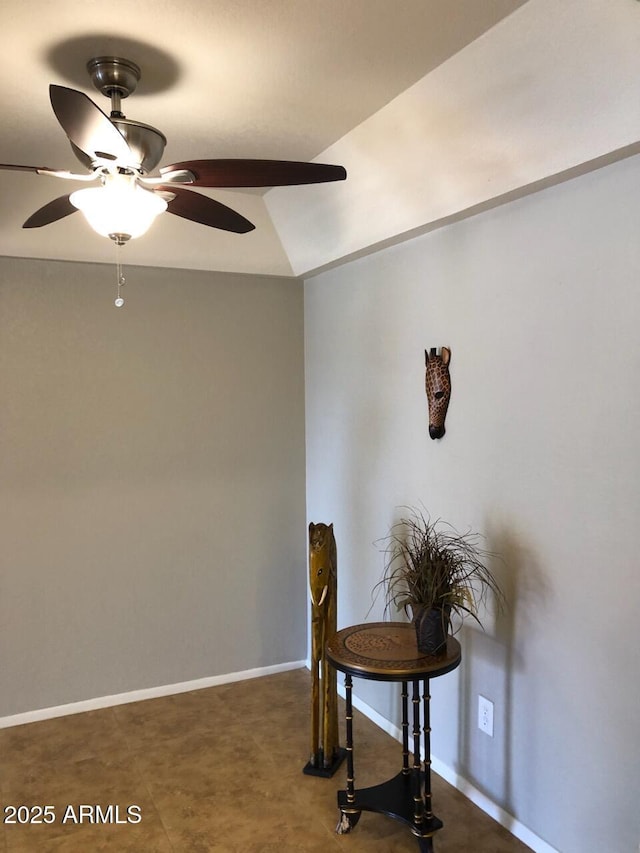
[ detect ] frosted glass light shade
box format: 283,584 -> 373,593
70,175 -> 167,240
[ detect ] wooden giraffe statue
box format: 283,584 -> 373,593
305,522 -> 343,775
425,347 -> 452,439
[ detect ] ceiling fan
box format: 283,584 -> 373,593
0,56 -> 347,246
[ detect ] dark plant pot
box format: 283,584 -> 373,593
412,606 -> 450,655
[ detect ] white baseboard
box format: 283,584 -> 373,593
0,660 -> 306,730
429,758 -> 559,853
337,682 -> 559,853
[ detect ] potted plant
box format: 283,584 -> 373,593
372,507 -> 504,655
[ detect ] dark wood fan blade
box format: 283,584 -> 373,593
49,85 -> 131,162
0,163 -> 57,173
163,186 -> 255,233
161,159 -> 347,188
23,195 -> 78,228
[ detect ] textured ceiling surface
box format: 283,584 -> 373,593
0,0 -> 638,277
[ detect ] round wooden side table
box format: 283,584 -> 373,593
325,622 -> 461,852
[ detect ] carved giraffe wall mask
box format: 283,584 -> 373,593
425,347 -> 451,439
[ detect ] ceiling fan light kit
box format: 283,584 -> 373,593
70,174 -> 167,244
1,55 -> 347,304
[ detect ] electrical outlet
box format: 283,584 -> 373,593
478,695 -> 494,737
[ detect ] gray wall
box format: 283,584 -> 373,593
304,154 -> 640,853
0,258 -> 307,717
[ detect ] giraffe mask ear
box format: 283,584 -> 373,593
441,347 -> 451,366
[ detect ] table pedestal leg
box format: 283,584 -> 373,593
336,673 -> 361,834
402,680 -> 410,775
412,679 -> 424,827
423,678 -> 434,821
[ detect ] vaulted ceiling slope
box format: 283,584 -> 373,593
1,0 -> 637,278
269,0 -> 640,277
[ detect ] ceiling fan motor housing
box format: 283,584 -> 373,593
111,119 -> 166,173
71,119 -> 166,174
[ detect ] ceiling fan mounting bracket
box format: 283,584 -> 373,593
87,57 -> 141,100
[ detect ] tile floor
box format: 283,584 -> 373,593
0,668 -> 531,852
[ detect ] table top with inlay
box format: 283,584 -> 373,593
326,622 -> 461,682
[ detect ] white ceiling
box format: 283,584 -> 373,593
1,0 -> 639,278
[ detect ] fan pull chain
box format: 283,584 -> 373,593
114,244 -> 125,308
